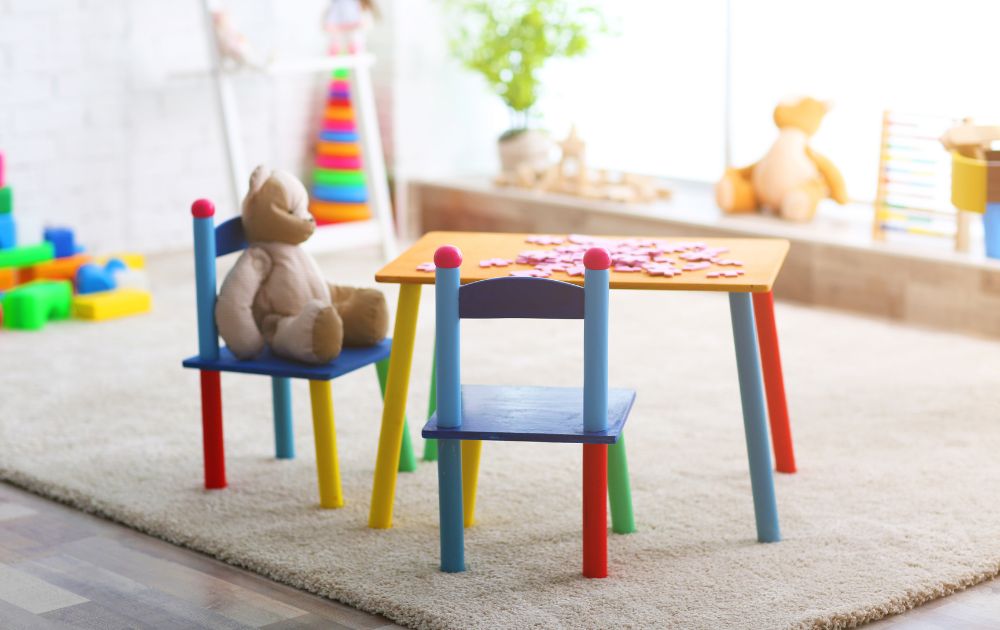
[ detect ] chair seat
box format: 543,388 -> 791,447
422,384 -> 635,444
182,338 -> 391,381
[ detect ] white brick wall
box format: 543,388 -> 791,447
0,0 -> 364,253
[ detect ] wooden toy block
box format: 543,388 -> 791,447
2,280 -> 72,330
20,254 -> 92,283
0,242 -> 54,269
0,186 -> 10,215
43,227 -> 77,258
72,288 -> 152,321
0,214 -> 14,249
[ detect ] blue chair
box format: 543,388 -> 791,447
423,245 -> 634,578
181,199 -> 415,507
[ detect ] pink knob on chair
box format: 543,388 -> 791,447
583,247 -> 612,270
434,245 -> 463,269
191,199 -> 215,218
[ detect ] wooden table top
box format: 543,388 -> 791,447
376,231 -> 790,293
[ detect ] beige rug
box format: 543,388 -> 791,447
3,247 -> 1000,629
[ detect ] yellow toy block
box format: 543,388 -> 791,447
95,252 -> 146,269
73,288 -> 152,321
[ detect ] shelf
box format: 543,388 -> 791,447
168,53 -> 375,80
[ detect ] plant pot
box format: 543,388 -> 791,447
497,129 -> 554,173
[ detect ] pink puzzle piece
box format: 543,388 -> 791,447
510,269 -> 551,278
416,262 -> 435,272
682,261 -> 711,271
525,235 -> 565,245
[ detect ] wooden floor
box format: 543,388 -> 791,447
2,481 -> 999,629
0,482 -> 401,630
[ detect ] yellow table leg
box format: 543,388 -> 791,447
369,284 -> 422,528
309,380 -> 343,509
461,440 -> 482,528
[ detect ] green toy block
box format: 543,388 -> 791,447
2,280 -> 72,330
0,186 -> 11,214
0,242 -> 54,269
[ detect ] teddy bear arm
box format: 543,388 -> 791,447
216,248 -> 272,359
806,147 -> 848,205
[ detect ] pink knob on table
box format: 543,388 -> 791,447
583,247 -> 612,270
191,199 -> 215,218
434,245 -> 463,268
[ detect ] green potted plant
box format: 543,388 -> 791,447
444,0 -> 606,172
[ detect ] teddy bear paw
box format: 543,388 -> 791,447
312,305 -> 344,363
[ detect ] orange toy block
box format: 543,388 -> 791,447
21,254 -> 92,283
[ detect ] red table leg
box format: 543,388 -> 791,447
752,292 -> 797,474
200,370 -> 227,489
582,444 -> 608,578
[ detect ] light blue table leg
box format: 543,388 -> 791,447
728,293 -> 781,543
272,376 -> 294,459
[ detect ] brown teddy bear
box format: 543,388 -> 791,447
716,97 -> 848,222
215,165 -> 389,364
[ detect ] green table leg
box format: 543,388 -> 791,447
608,433 -> 636,534
422,342 -> 439,462
376,358 -> 417,472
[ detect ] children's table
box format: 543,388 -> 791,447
368,231 -> 794,543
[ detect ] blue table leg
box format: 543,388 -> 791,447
272,376 -> 294,459
728,293 -> 781,543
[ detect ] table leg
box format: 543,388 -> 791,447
369,284 -> 422,529
729,293 -> 781,543
271,376 -> 294,459
461,440 -> 482,527
375,358 -> 417,473
608,433 -> 635,534
423,342 -> 439,462
752,291 -> 797,474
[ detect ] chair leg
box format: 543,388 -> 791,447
423,342 -> 438,462
375,359 -> 417,473
369,284 -> 421,529
271,376 -> 294,460
608,433 -> 635,534
438,439 -> 465,572
752,291 -> 797,473
583,443 -> 608,578
729,293 -> 781,543
199,370 -> 226,489
461,440 -> 482,528
309,380 -> 343,509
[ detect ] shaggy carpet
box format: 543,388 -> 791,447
3,247 -> 1000,629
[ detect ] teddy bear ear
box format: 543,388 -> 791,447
248,165 -> 271,193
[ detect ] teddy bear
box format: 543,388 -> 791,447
715,97 -> 848,222
215,165 -> 389,365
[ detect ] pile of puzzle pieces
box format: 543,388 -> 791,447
416,234 -> 746,280
0,152 -> 152,331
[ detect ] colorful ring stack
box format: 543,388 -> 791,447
309,68 -> 371,225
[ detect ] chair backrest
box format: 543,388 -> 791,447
190,199 -> 248,361
434,245 -> 611,435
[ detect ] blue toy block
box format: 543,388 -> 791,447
0,214 -> 15,249
182,340 -> 393,381
459,277 -> 584,319
43,227 -> 77,258
422,385 -> 634,444
75,262 -> 119,294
